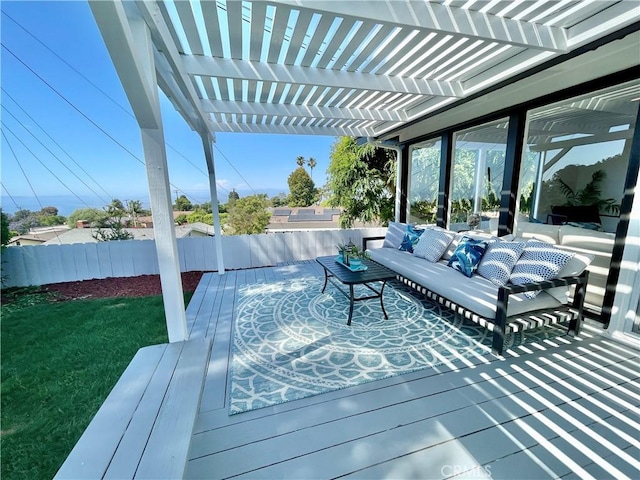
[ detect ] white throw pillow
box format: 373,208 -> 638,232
383,221 -> 409,249
546,252 -> 595,303
509,239 -> 574,299
413,228 -> 455,262
477,241 -> 526,286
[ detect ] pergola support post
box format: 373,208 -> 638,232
90,1 -> 187,342
201,134 -> 225,274
141,127 -> 188,342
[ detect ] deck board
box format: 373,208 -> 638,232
182,263 -> 640,479
57,262 -> 640,479
53,261 -> 630,479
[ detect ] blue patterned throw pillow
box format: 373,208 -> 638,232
399,225 -> 425,253
447,236 -> 489,277
509,239 -> 574,299
477,240 -> 526,286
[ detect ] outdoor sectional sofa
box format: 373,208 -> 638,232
367,222 -> 591,355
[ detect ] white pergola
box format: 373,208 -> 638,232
90,1 -> 640,341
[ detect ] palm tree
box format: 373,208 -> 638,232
308,157 -> 317,179
296,155 -> 306,168
126,199 -> 143,227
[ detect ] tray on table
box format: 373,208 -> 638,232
334,256 -> 368,272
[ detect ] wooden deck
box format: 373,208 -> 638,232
185,262 -> 639,480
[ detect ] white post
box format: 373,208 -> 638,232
473,148 -> 486,213
141,128 -> 188,342
89,1 -> 188,342
532,151 -> 546,219
395,146 -> 404,223
201,134 -> 225,274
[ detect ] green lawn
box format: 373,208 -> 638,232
1,292 -> 191,480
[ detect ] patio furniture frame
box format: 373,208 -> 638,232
396,270 -> 590,355
316,255 -> 397,325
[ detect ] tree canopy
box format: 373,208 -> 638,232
1,209 -> 10,245
174,195 -> 193,211
67,208 -> 109,228
287,167 -> 318,207
226,194 -> 271,235
326,137 -> 396,228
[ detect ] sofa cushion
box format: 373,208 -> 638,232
558,225 -> 615,252
515,222 -> 560,244
383,221 -> 410,249
477,240 -> 526,286
368,247 -> 562,319
546,251 -> 595,303
413,228 -> 455,262
399,225 -> 425,252
447,237 -> 489,278
510,239 -> 574,299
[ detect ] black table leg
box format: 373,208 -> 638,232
380,281 -> 389,320
348,284 -> 354,326
321,267 -> 329,293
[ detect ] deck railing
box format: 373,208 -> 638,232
1,227 -> 386,287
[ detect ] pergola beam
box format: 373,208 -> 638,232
269,0 -> 567,52
205,119 -> 384,137
182,55 -> 463,98
201,98 -> 408,123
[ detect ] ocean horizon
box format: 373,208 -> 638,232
1,188 -> 287,217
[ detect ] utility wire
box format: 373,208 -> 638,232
2,105 -> 111,205
2,123 -> 106,213
214,145 -> 258,195
2,45 -> 204,208
2,10 -> 132,118
2,87 -> 114,201
1,182 -> 22,211
4,11 -> 250,197
1,130 -> 67,243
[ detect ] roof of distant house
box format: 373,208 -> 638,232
7,226 -> 71,245
43,222 -> 214,245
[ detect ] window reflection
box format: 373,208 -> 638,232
408,139 -> 441,224
450,119 -> 509,232
519,82 -> 638,233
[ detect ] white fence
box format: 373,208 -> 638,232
2,228 -> 386,288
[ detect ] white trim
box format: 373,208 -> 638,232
606,162 -> 640,345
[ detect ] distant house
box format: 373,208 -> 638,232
266,207 -> 375,231
136,211 -> 193,228
42,222 -> 213,245
7,226 -> 71,246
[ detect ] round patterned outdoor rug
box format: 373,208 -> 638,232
229,277 -> 563,414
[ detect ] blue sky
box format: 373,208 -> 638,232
1,1 -> 336,215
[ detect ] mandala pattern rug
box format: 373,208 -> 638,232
229,277 -> 566,414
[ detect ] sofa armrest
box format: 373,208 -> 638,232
492,270 -> 589,355
500,270 -> 589,296
362,236 -> 386,250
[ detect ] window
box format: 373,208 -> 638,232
519,81 -> 638,233
450,119 -> 509,231
408,139 -> 441,224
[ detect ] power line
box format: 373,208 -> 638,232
2,104 -> 111,205
214,145 -> 258,195
2,130 -> 67,243
2,45 -> 205,208
3,11 -> 252,196
2,87 -> 114,201
1,182 -> 22,211
2,123 -> 106,212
